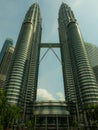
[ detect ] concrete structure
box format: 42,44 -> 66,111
58,3 -> 98,119
0,39 -> 14,88
5,2 -> 98,128
33,101 -> 70,130
5,3 -> 42,120
85,43 -> 98,67
93,66 -> 98,84
85,43 -> 98,83
0,38 -> 13,63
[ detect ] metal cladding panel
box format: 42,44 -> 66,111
58,3 -> 77,105
85,43 -> 98,67
33,109 -> 69,115
6,22 -> 34,104
33,101 -> 70,115
0,39 -> 13,63
67,23 -> 98,107
85,43 -> 98,84
24,3 -> 41,25
5,2 -> 42,111
58,2 -> 98,113
0,46 -> 14,88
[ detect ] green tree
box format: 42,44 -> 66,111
26,120 -> 33,130
0,88 -> 20,130
86,104 -> 97,120
0,88 -> 8,129
4,104 -> 20,129
86,104 -> 98,128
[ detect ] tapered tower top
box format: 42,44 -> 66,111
59,2 -> 76,26
24,3 -> 41,24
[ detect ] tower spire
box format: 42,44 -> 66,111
5,2 -> 42,119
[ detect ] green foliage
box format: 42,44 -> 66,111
26,120 -> 33,129
86,104 -> 98,123
71,120 -> 79,127
0,88 -> 20,129
0,124 -> 3,130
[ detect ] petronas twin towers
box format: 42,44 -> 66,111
5,2 -> 98,121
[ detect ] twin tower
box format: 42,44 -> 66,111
5,2 -> 98,119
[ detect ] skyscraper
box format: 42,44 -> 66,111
0,39 -> 14,88
5,3 -> 42,119
85,43 -> 98,67
85,43 -> 98,84
5,2 -> 98,127
0,38 -> 13,63
58,3 -> 98,116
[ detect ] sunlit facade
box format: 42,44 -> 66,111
5,3 -> 42,118
0,39 -> 14,88
58,3 -> 98,115
0,38 -> 13,63
4,2 -> 98,128
33,101 -> 70,130
85,43 -> 98,84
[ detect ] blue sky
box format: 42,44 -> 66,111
0,0 -> 98,101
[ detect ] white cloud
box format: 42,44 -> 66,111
56,92 -> 65,101
37,88 -> 56,101
38,49 -> 64,95
71,0 -> 82,9
37,89 -> 65,101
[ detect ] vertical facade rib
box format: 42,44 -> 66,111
85,43 -> 98,84
0,43 -> 14,88
59,3 -> 98,112
5,3 -> 42,117
0,39 -> 13,63
58,3 -> 77,115
85,43 -> 98,67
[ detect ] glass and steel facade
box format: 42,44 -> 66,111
85,43 -> 98,67
58,4 -> 77,117
33,101 -> 70,130
58,3 -> 98,112
4,2 -> 98,124
85,43 -> 98,84
0,38 -> 13,63
5,3 -> 42,117
0,43 -> 14,88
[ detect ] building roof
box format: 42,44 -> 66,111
33,101 -> 70,115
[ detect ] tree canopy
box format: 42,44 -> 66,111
0,88 -> 20,130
